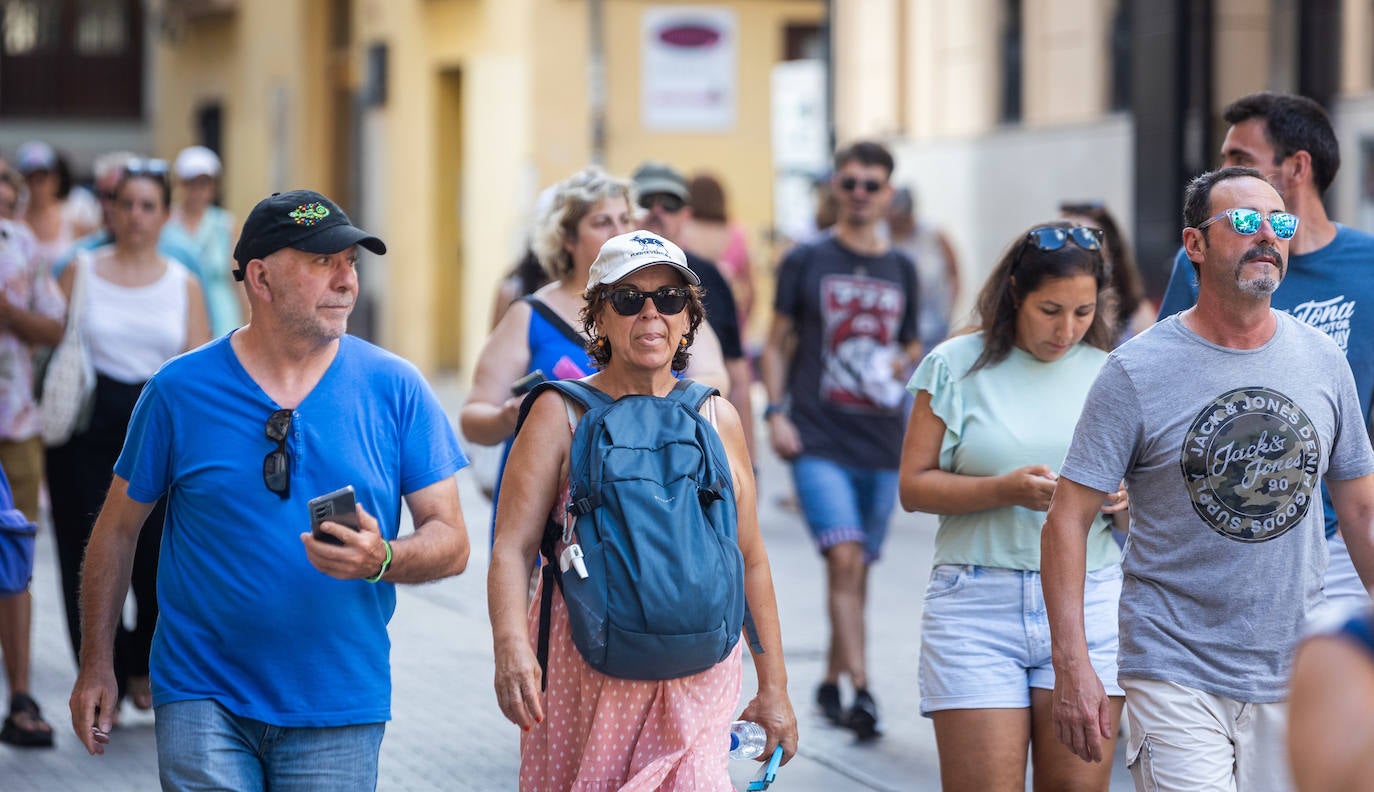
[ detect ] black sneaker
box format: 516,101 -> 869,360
815,682 -> 843,725
844,688 -> 881,741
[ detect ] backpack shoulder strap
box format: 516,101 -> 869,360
547,378 -> 614,410
513,378 -> 610,437
667,378 -> 720,411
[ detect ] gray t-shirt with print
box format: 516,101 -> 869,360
1061,312 -> 1374,703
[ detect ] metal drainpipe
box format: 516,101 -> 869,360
589,0 -> 607,166
823,0 -> 835,152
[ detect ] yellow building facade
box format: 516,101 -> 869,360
153,0 -> 822,376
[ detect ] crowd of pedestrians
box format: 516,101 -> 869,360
1,87 -> 1373,792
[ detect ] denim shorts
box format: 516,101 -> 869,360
918,563 -> 1123,715
156,698 -> 386,791
789,455 -> 898,562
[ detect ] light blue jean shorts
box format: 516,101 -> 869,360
918,563 -> 1123,716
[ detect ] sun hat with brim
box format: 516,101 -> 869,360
587,231 -> 699,289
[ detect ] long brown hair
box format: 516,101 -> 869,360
969,221 -> 1113,374
1060,201 -> 1142,342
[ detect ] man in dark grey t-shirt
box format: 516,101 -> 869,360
1042,167 -> 1374,791
760,140 -> 920,740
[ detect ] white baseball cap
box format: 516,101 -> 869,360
173,145 -> 221,180
587,231 -> 699,289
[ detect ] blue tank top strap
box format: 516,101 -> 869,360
524,296 -> 594,379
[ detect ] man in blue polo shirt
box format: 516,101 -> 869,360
68,189 -> 472,790
1157,92 -> 1374,619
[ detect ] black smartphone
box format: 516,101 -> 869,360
510,370 -> 547,396
309,485 -> 360,546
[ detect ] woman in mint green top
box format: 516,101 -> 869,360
898,221 -> 1127,790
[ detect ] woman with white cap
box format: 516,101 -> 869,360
167,145 -> 244,336
489,230 -> 796,790
461,168 -> 728,536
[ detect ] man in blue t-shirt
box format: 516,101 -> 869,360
68,189 -> 472,790
761,141 -> 920,740
1156,92 -> 1374,619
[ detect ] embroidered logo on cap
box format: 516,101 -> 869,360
631,233 -> 666,251
290,202 -> 331,226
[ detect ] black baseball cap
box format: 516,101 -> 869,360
232,189 -> 386,280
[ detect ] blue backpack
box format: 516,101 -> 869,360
517,378 -> 762,683
0,463 -> 37,598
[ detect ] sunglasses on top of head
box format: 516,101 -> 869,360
1196,208 -> 1298,240
125,158 -> 169,178
1013,225 -> 1103,273
838,177 -> 885,194
606,286 -> 691,316
1023,225 -> 1104,254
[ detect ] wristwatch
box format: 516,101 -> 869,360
763,403 -> 785,420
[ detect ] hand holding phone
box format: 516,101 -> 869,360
309,485 -> 361,546
510,369 -> 547,396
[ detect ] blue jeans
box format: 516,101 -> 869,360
790,455 -> 899,562
155,699 -> 385,792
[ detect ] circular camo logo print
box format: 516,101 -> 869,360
1180,386 -> 1320,542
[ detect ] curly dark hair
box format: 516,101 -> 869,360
580,283 -> 705,373
969,220 -> 1113,374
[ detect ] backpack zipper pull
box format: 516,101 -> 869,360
560,543 -> 589,580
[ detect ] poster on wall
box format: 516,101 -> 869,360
641,6 -> 736,131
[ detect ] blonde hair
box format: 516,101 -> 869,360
532,168 -> 634,281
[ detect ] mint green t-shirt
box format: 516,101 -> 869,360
907,332 -> 1120,571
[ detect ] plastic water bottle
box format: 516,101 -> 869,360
729,720 -> 767,760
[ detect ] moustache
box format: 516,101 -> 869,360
1241,245 -> 1284,266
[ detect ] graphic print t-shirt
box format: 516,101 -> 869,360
774,236 -> 918,468
1157,226 -> 1374,537
1060,313 -> 1374,702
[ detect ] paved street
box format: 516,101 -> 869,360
0,375 -> 1131,790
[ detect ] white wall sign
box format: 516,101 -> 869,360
641,6 -> 736,131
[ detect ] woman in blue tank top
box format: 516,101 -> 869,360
461,169 -> 631,538
461,169 -> 731,540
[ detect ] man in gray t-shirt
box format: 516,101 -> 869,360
1042,167 -> 1374,792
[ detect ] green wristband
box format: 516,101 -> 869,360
365,539 -> 393,583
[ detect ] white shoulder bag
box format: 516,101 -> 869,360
40,252 -> 96,446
